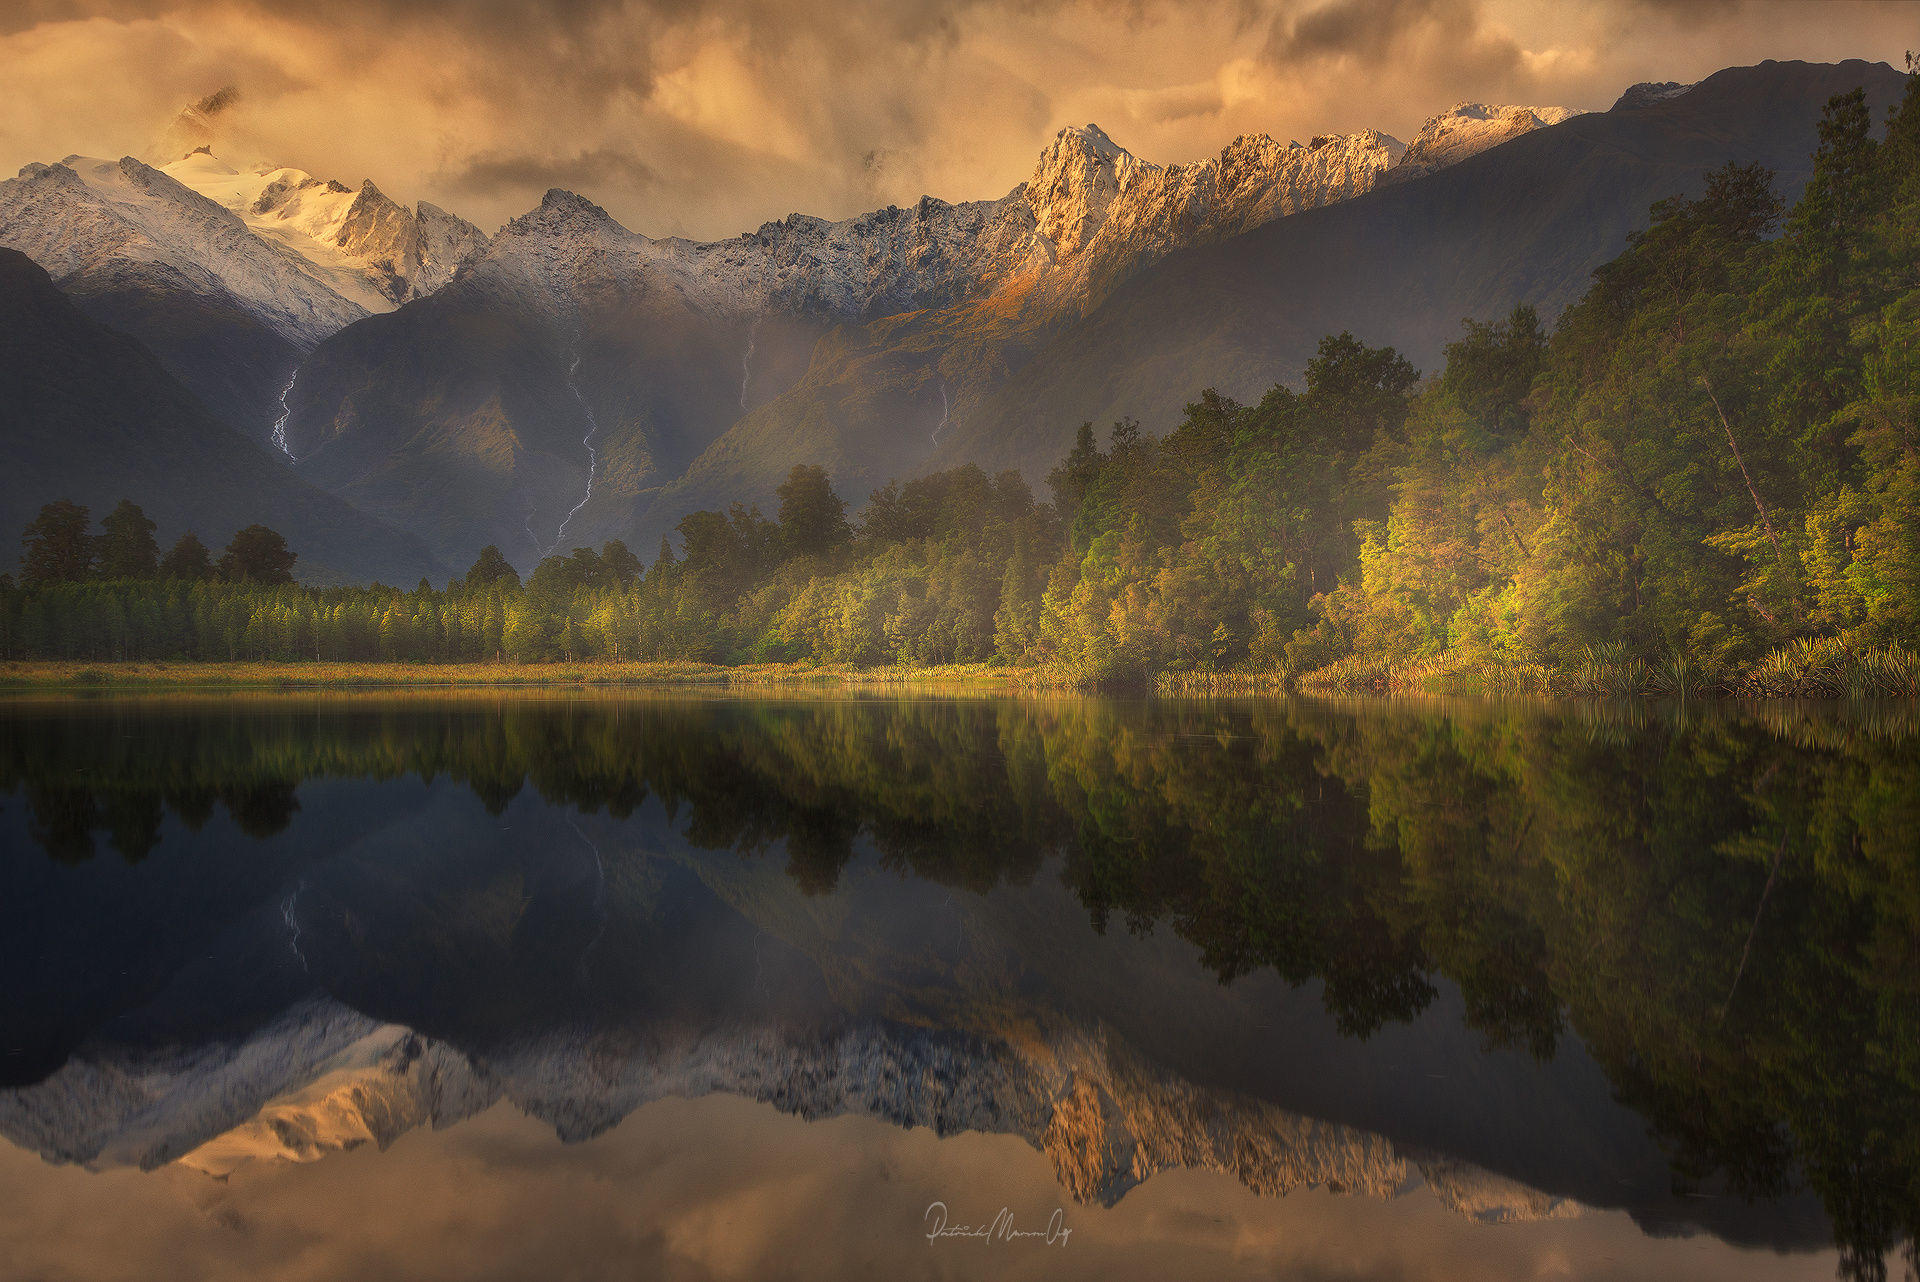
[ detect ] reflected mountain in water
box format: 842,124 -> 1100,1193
4,997 -> 1580,1224
0,694 -> 1914,1277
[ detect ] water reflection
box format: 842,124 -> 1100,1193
0,693 -> 1914,1280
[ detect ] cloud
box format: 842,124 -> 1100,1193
445,149 -> 664,201
0,1 -> 1911,241
1268,0 -> 1473,63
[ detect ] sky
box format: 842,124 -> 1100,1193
0,0 -> 1915,241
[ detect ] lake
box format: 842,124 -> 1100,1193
0,692 -> 1914,1281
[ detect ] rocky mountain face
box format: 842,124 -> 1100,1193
932,58 -> 1908,481
0,247 -> 446,585
1613,79 -> 1698,111
280,106 -> 1557,572
1023,123 -> 1407,311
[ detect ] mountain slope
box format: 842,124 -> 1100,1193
0,155 -> 372,432
936,59 -> 1908,479
0,249 -> 446,585
286,107 -> 1568,570
0,146 -> 486,438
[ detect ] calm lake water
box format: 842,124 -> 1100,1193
0,692 -> 1914,1281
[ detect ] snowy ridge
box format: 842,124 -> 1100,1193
2,94 -> 1575,356
0,155 -> 373,348
464,123 -> 1405,326
1392,103 -> 1587,180
461,101 -> 1574,330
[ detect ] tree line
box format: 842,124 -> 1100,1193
13,499 -> 296,588
6,79 -> 1920,683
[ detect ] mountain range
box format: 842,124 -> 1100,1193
0,59 -> 1904,578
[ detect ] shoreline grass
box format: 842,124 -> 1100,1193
1294,640 -> 1920,700
4,642 -> 1916,699
0,659 -> 1067,693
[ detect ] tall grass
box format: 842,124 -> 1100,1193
6,644 -> 1915,700
1157,670 -> 1292,695
1298,640 -> 1920,700
1730,639 -> 1920,699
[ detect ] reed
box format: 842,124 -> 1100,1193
1299,639 -> 1920,700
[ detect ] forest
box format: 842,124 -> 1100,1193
6,79 -> 1920,693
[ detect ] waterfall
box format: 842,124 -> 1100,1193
740,317 -> 761,410
930,382 -> 951,444
550,345 -> 600,553
270,368 -> 299,460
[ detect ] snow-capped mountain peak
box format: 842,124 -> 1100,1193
1025,123 -> 1150,259
521,187 -> 629,235
1613,81 -> 1697,111
0,153 -> 373,346
1394,102 -> 1586,179
161,149 -> 488,307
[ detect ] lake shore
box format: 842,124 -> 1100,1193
2,650 -> 1914,699
0,659 -> 1063,691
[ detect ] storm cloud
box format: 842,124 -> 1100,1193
0,1 -> 1911,239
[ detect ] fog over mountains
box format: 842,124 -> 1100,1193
0,59 -> 1905,579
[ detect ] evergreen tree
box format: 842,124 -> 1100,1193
20,501 -> 94,586
461,545 -> 520,592
1046,422 -> 1105,533
97,500 -> 159,580
160,533 -> 213,581
776,464 -> 851,557
218,525 -> 296,585
1439,305 -> 1546,440
600,539 -> 642,588
1780,88 -> 1878,296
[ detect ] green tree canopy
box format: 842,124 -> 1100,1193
600,539 -> 642,589
461,545 -> 521,592
96,500 -> 158,580
20,501 -> 94,587
776,464 -> 851,558
159,533 -> 213,581
218,524 -> 296,585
